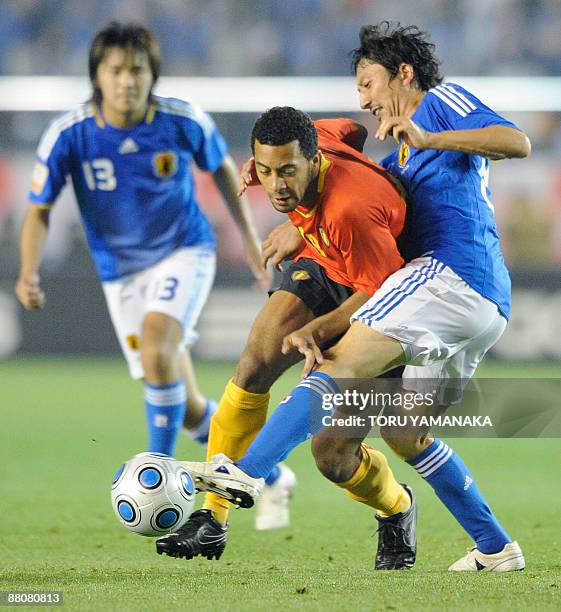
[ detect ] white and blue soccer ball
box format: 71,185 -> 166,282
111,452 -> 195,537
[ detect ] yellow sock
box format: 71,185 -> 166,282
203,493 -> 232,526
336,444 -> 411,516
202,379 -> 269,524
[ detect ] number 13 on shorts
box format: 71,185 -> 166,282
156,276 -> 179,301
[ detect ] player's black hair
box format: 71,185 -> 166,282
88,21 -> 161,102
351,22 -> 443,91
251,107 -> 318,160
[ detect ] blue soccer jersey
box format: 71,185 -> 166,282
29,96 -> 227,281
381,83 -> 516,318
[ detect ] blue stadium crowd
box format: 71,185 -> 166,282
1,0 -> 560,77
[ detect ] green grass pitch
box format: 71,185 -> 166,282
1,358 -> 560,610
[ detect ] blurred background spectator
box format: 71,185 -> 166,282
1,0 -> 560,78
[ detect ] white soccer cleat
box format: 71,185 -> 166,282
255,464 -> 297,531
179,453 -> 264,509
448,541 -> 525,572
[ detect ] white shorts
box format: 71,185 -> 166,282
352,257 -> 507,404
102,246 -> 216,380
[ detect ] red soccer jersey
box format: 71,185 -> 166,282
286,118 -> 406,295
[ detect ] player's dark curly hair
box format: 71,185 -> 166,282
88,21 -> 161,102
251,107 -> 318,160
351,22 -> 443,91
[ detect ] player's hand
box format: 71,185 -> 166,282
262,221 -> 305,270
282,329 -> 324,379
376,116 -> 433,149
246,240 -> 273,290
237,158 -> 257,196
15,273 -> 45,310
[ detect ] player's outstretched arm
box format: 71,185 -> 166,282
212,155 -> 272,289
282,291 -> 370,378
15,204 -> 51,310
429,125 -> 531,159
377,117 -> 531,161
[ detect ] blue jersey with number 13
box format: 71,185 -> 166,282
29,95 -> 227,281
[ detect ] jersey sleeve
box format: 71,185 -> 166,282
315,118 -> 368,153
330,196 -> 404,295
184,104 -> 228,172
28,120 -> 72,205
427,83 -> 519,131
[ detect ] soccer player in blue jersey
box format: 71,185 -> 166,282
175,23 -> 531,571
15,22 -> 268,457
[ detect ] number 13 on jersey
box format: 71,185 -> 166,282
83,158 -> 117,191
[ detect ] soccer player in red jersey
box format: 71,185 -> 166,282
156,107 -> 415,564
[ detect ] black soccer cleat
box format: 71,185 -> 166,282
375,484 -> 417,570
156,509 -> 228,561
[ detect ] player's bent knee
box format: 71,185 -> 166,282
141,342 -> 179,381
311,436 -> 355,483
313,452 -> 356,483
233,346 -> 278,393
380,425 -> 424,459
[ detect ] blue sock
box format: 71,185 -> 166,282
236,372 -> 338,480
408,438 -> 511,554
145,381 -> 186,456
185,399 -> 217,445
265,465 -> 281,486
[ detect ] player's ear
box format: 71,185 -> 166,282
399,63 -> 415,87
312,150 -> 322,172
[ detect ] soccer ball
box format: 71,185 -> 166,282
111,452 -> 195,537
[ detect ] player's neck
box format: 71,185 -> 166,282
100,100 -> 147,129
299,166 -> 321,208
402,90 -> 426,118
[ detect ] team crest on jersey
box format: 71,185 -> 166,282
291,270 -> 311,281
319,227 -> 330,248
399,142 -> 410,168
152,151 -> 178,179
